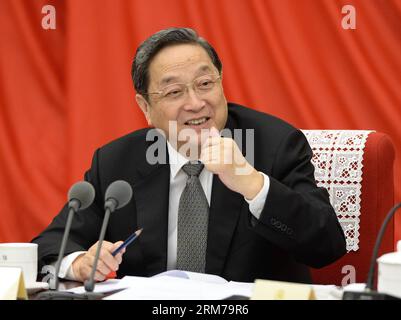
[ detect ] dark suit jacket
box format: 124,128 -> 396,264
32,103 -> 346,283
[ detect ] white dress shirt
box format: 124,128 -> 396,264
57,140 -> 270,279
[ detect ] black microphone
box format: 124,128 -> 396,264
84,180 -> 133,292
343,202 -> 401,300
51,181 -> 95,291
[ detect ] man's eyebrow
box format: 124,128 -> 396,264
159,75 -> 180,86
197,65 -> 213,74
158,65 -> 215,86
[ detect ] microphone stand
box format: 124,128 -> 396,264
53,206 -> 75,291
343,202 -> 401,300
84,206 -> 112,293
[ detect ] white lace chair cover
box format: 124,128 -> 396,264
301,130 -> 373,252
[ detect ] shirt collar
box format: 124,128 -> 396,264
166,141 -> 191,179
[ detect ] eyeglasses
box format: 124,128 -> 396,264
143,74 -> 222,102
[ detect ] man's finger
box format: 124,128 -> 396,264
100,241 -> 115,251
201,126 -> 220,147
202,136 -> 221,148
96,259 -> 111,276
99,249 -> 119,271
81,256 -> 108,282
201,144 -> 227,164
114,252 -> 124,264
94,271 -> 106,282
210,126 -> 220,137
111,241 -> 124,254
112,241 -> 125,264
88,240 -> 113,255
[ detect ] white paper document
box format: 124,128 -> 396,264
153,269 -> 228,284
65,278 -> 129,294
104,275 -> 253,300
63,270 -> 340,300
63,270 -> 252,299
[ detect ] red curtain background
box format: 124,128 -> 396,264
1,0 -> 400,245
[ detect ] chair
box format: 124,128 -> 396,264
301,130 -> 395,286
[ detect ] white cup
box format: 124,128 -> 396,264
0,243 -> 38,285
377,241 -> 401,299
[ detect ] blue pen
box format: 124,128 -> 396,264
112,228 -> 143,256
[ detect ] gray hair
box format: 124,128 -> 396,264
132,27 -> 222,97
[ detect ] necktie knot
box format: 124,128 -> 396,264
182,161 -> 204,177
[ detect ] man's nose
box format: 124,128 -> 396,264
183,87 -> 205,111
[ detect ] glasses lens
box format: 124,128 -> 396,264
156,74 -> 220,101
195,75 -> 217,91
161,84 -> 185,99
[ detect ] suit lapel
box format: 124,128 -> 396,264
206,176 -> 243,275
206,111 -> 244,275
133,133 -> 170,276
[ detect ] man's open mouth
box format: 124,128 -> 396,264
184,117 -> 210,126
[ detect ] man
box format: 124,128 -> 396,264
32,28 -> 346,284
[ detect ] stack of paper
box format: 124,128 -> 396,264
64,270 -> 253,300
63,270 -> 342,300
105,275 -> 253,300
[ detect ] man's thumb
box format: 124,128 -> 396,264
210,127 -> 220,137
112,241 -> 124,251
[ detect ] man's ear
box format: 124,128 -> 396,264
135,94 -> 153,126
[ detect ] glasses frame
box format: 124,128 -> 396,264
142,73 -> 222,102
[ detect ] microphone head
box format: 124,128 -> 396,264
68,181 -> 95,210
105,180 -> 133,210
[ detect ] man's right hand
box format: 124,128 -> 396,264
72,241 -> 126,282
